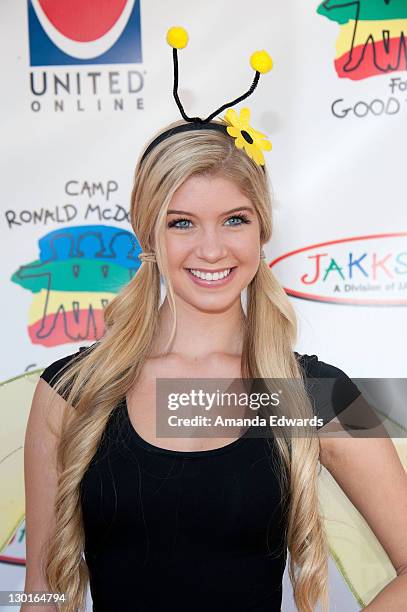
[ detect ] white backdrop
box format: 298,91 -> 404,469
1,0 -> 406,609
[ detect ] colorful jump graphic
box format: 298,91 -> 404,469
11,225 -> 142,346
317,0 -> 407,80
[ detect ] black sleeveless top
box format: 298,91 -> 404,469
40,347 -> 361,612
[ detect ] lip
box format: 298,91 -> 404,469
186,266 -> 236,273
186,266 -> 237,287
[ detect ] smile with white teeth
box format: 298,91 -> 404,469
189,268 -> 232,281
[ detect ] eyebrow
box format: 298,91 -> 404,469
167,206 -> 255,217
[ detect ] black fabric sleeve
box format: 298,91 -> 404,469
295,352 -> 362,429
40,344 -> 96,397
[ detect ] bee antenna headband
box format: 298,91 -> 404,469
140,26 -> 274,167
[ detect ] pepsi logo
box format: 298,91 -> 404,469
28,0 -> 142,66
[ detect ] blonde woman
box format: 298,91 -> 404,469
23,119 -> 407,612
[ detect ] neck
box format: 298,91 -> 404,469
150,295 -> 247,361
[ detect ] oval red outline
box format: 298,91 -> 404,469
269,232 -> 407,306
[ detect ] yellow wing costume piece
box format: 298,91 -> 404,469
0,372 -> 405,608
318,431 -> 407,608
0,370 -> 41,553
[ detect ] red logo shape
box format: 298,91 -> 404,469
38,0 -> 128,42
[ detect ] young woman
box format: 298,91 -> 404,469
23,117 -> 407,612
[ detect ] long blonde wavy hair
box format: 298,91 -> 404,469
42,117 -> 330,611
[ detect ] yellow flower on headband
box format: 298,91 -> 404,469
223,107 -> 272,166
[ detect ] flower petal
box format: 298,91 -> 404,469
226,126 -> 240,138
234,136 -> 245,149
243,142 -> 255,160
252,146 -> 265,165
224,108 -> 239,126
239,107 -> 251,127
257,138 -> 272,151
250,127 -> 267,139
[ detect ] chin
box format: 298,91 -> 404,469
181,291 -> 243,311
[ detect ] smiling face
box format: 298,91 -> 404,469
163,173 -> 262,313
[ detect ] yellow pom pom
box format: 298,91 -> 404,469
250,50 -> 273,74
166,26 -> 189,49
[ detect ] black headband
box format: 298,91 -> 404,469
140,121 -> 228,166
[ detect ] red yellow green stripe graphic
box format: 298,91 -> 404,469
317,1 -> 407,80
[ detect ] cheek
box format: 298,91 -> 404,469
236,233 -> 260,259
165,236 -> 186,264
237,220 -> 260,246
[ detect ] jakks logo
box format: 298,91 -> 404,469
27,0 -> 142,66
270,233 -> 407,307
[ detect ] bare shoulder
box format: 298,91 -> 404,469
23,377 -> 70,595
26,376 -> 70,444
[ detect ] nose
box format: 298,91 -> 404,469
194,229 -> 229,263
